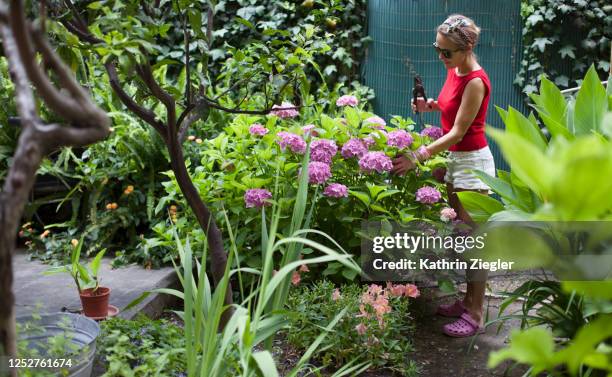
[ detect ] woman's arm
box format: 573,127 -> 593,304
424,78 -> 485,155
392,78 -> 486,176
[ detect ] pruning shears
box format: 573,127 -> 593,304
412,75 -> 427,128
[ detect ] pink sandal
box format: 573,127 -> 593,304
436,300 -> 467,317
443,313 -> 485,337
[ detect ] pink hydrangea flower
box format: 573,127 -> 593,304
358,152 -> 393,173
432,167 -> 447,183
365,116 -> 386,129
386,129 -> 414,149
310,139 -> 338,164
421,126 -> 443,140
276,131 -> 307,154
306,161 -> 332,184
244,189 -> 272,208
270,102 -> 299,118
302,124 -> 317,136
341,138 -> 368,159
336,94 -> 359,107
249,123 -> 269,136
323,183 -> 348,198
415,186 -> 442,204
362,136 -> 375,148
440,207 -> 457,222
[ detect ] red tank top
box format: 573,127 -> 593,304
437,68 -> 490,151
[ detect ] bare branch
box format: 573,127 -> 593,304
178,100 -> 209,142
135,62 -> 177,130
105,61 -> 166,137
206,6 -> 213,49
9,0 -> 88,123
61,19 -> 103,44
63,0 -> 88,31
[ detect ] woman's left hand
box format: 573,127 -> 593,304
392,154 -> 417,176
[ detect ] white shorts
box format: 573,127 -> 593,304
444,146 -> 495,191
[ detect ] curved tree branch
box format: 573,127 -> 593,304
105,61 -> 166,138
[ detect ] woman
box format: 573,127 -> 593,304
391,14 -> 494,337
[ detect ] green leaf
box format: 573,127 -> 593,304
532,37 -> 552,52
503,107 -> 547,151
573,65 -> 608,135
252,351 -> 280,377
534,76 -> 567,127
487,128 -> 556,198
348,190 -> 370,206
558,45 -> 575,59
488,327 -> 556,374
89,248 -> 106,277
561,281 -> 612,300
456,191 -> 504,222
471,170 -> 527,210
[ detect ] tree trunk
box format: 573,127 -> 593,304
166,131 -> 234,327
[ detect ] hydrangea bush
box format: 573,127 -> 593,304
157,92 -> 448,280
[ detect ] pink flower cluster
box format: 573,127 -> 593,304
306,161 -> 332,184
386,130 -> 414,149
415,186 -> 442,204
440,207 -> 457,222
244,189 -> 272,208
336,95 -> 359,107
277,132 -> 306,154
323,183 -> 348,198
302,124 -> 317,136
310,139 -> 338,164
358,151 -> 393,173
386,282 -> 420,298
270,102 -> 299,118
421,126 -> 443,140
365,116 -> 386,129
249,123 -> 269,136
341,138 -> 368,159
362,136 -> 375,148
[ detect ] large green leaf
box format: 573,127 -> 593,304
530,76 -> 567,127
538,112 -> 573,140
488,328 -> 556,374
252,351 -> 280,377
456,191 -> 504,222
472,170 -> 528,211
503,107 -> 548,151
573,65 -> 607,135
550,137 -> 612,220
487,128 -> 555,199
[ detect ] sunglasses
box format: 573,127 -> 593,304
432,42 -> 462,59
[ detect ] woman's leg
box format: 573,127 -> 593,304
446,182 -> 488,325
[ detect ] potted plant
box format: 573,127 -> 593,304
46,236 -> 110,318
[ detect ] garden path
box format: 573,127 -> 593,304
407,286 -> 529,377
12,250 -> 178,320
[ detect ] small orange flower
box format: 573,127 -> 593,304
110,203 -> 118,210
71,239 -> 79,247
188,135 -> 196,141
40,230 -> 51,239
124,185 -> 134,195
106,203 -> 112,210
195,138 -> 203,144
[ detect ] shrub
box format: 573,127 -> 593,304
286,280 -> 420,376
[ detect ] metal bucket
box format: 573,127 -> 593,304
16,312 -> 100,377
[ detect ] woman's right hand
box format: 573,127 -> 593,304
412,97 -> 437,113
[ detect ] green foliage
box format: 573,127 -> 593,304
0,57 -> 18,185
286,280 -> 419,376
462,66 -> 612,222
45,236 -> 107,293
154,99 -> 448,282
97,315 -> 186,376
517,0 -> 611,94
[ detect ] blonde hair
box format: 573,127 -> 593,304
437,14 -> 481,51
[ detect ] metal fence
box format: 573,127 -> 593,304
362,0 -> 530,171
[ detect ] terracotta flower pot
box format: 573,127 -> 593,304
80,287 -> 111,318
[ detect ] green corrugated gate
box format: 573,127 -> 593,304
362,0 -> 528,171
